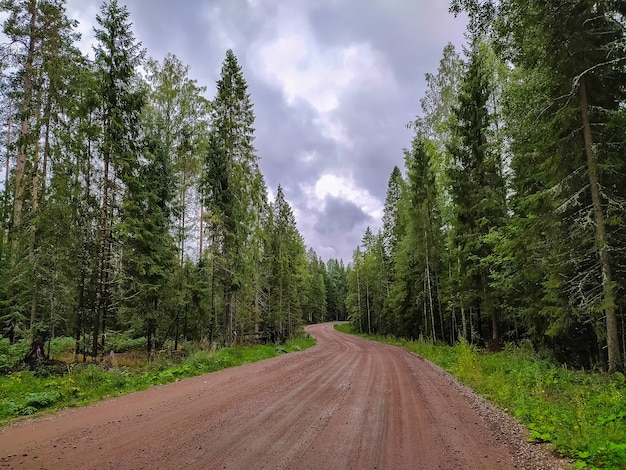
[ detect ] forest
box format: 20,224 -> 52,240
345,0 -> 626,373
1,0 -> 626,375
0,0 -> 348,363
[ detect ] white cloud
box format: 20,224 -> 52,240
256,39 -> 392,115
250,5 -> 393,116
314,116 -> 353,150
299,151 -> 316,163
66,1 -> 99,58
303,173 -> 382,220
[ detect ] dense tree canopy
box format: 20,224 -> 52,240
345,1 -> 626,372
0,0 -> 336,358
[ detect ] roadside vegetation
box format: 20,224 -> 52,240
336,323 -> 626,470
0,334 -> 315,426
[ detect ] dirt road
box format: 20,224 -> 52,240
0,323 -> 563,469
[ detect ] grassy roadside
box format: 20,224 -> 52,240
0,336 -> 315,426
335,323 -> 626,470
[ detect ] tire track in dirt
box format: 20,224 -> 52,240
0,323 -> 554,469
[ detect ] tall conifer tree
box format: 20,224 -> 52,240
92,0 -> 145,358
201,49 -> 264,343
446,39 -> 507,344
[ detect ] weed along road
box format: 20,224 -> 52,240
0,323 -> 559,470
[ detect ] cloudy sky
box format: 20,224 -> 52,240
67,0 -> 467,262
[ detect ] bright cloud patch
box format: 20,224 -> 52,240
65,1 -> 99,58
303,174 -> 382,221
252,7 -> 392,115
295,173 -> 381,260
257,39 -> 390,114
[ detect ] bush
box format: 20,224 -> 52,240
0,401 -> 19,419
24,391 -> 61,409
48,337 -> 76,357
106,333 -> 147,353
0,339 -> 30,372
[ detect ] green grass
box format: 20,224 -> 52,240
335,323 -> 626,470
0,335 -> 316,426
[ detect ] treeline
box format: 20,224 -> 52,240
0,0 -> 348,359
347,0 -> 626,372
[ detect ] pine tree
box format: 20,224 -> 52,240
507,0 -> 625,372
1,0 -> 78,239
0,0 -> 81,337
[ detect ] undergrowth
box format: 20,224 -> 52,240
335,323 -> 626,470
0,335 -> 315,426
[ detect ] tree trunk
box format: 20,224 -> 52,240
76,118 -> 93,363
210,248 -> 216,346
75,258 -> 86,363
179,174 -> 187,266
461,305 -> 467,341
579,75 -> 621,373
491,310 -> 499,341
13,2 -> 38,240
5,97 -> 11,213
94,150 -> 110,360
356,260 -> 362,332
199,205 -> 204,255
426,251 -> 436,341
29,95 -> 42,328
174,311 -> 180,351
2,97 -> 11,252
366,281 -> 371,335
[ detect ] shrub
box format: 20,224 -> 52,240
24,391 -> 62,409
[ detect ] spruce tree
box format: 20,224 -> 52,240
92,0 -> 145,358
266,185 -> 307,338
118,135 -> 176,354
201,49 -> 264,343
301,249 -> 327,324
325,259 -> 348,322
384,138 -> 443,340
446,39 -> 507,345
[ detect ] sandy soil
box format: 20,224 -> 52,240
0,323 -> 568,469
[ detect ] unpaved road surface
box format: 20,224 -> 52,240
1,323 -> 564,469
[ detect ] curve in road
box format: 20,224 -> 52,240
1,323 -> 531,469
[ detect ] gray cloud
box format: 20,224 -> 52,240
312,196 -> 374,260
330,86 -> 411,202
307,1 -> 466,86
315,196 -> 373,236
249,76 -> 339,196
